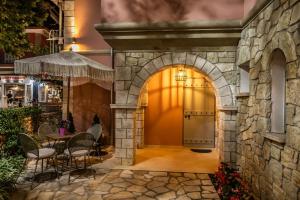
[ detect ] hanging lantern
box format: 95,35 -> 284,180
175,68 -> 187,82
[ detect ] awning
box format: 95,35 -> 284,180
14,51 -> 114,82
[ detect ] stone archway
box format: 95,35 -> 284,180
113,52 -> 237,166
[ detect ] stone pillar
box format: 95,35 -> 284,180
115,108 -> 136,165
218,109 -> 237,165
135,108 -> 144,148
63,0 -> 75,50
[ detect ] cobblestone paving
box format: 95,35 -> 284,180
13,168 -> 219,200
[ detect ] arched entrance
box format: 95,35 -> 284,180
113,52 -> 237,166
143,67 -> 216,148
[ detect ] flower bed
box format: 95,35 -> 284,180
210,162 -> 254,200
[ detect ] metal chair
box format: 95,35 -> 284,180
38,122 -> 64,148
18,133 -> 58,188
64,132 -> 95,183
87,124 -> 103,157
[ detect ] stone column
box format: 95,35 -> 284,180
115,108 -> 136,165
218,109 -> 237,165
135,108 -> 144,149
63,0 -> 75,50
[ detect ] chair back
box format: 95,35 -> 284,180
19,133 -> 39,158
86,124 -> 102,142
38,123 -> 52,140
67,132 -> 95,154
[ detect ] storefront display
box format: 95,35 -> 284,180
0,76 -> 33,108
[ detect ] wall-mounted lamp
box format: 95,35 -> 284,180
70,37 -> 79,52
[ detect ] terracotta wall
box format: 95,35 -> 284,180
72,83 -> 111,134
243,0 -> 257,16
144,68 -> 184,146
101,0 -> 246,23
74,0 -> 112,67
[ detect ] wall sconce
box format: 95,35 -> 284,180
70,37 -> 79,52
175,67 -> 187,82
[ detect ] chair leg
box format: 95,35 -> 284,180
88,155 -> 95,180
68,156 -> 72,184
52,156 -> 59,179
31,159 -> 39,189
41,159 -> 44,173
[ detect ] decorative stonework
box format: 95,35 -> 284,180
236,0 -> 300,199
113,50 -> 238,165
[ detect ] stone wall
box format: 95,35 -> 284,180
236,0 -> 300,199
114,49 -> 238,165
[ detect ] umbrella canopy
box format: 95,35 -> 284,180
14,51 -> 114,81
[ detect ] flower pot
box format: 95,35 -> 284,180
59,128 -> 65,136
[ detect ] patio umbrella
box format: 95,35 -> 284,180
14,51 -> 114,114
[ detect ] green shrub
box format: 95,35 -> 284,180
0,107 -> 41,156
0,156 -> 24,200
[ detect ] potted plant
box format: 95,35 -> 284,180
59,120 -> 66,136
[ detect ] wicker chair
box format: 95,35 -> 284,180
86,124 -> 103,157
38,122 -> 64,148
64,132 -> 95,183
19,133 -> 58,188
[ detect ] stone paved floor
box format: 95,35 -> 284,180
13,169 -> 219,200
12,149 -> 220,200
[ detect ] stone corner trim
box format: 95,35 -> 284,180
263,133 -> 286,144
217,106 -> 238,111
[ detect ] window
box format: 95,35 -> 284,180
270,50 -> 286,133
239,62 -> 250,93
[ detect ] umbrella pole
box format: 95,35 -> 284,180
67,76 -> 70,117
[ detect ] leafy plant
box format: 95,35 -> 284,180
67,112 -> 76,133
0,0 -> 50,57
92,114 -> 101,125
211,162 -> 253,200
0,107 -> 41,156
0,155 -> 24,200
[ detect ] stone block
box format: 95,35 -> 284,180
115,53 -> 126,67
115,67 -> 131,80
186,53 -> 197,66
126,57 -> 138,66
64,1 -> 74,10
292,169 -> 300,187
172,52 -> 186,64
286,126 -> 300,151
194,57 -> 206,70
161,54 -> 172,66
219,57 -> 235,63
287,79 -> 300,105
115,148 -> 127,158
256,84 -> 271,100
115,139 -> 122,148
116,109 -> 126,118
122,158 -> 134,165
129,85 -> 140,96
207,52 -> 218,63
137,68 -> 150,81
209,67 -> 222,81
115,129 -> 127,139
215,76 -> 228,89
270,145 -> 281,160
144,62 -> 157,74
152,57 -> 164,69
115,81 -> 125,91
126,129 -> 134,139
122,139 -> 134,148
115,91 -> 128,104
216,63 -> 235,72
220,96 -> 233,106
126,148 -> 134,158
122,119 -> 134,129
277,9 -> 291,31
290,2 -> 300,25
219,86 -> 231,97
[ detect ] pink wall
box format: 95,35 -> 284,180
244,0 -> 257,16
101,0 -> 245,23
75,0 -> 110,50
